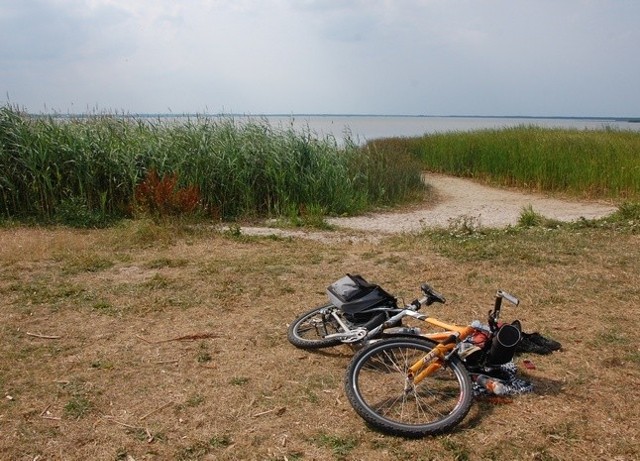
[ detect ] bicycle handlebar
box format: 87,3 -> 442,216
407,283 -> 518,327
488,289 -> 520,330
408,283 -> 446,310
422,283 -> 446,304
497,290 -> 519,306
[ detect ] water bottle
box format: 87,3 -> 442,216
476,375 -> 507,395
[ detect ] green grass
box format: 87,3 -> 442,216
311,433 -> 358,460
4,104 -> 639,228
229,377 -> 249,386
441,437 -> 471,461
413,202 -> 640,264
0,105 -> 424,224
63,395 -> 92,419
368,125 -> 640,200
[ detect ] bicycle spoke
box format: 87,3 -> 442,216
288,304 -> 348,349
354,342 -> 467,427
299,316 -> 338,340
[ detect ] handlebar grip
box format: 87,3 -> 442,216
433,291 -> 446,304
421,283 -> 446,304
498,290 -> 519,306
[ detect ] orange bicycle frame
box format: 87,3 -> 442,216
408,317 -> 477,384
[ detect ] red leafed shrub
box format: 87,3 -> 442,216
134,170 -> 201,216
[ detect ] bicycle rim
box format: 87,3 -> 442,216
345,337 -> 472,437
287,304 -> 344,349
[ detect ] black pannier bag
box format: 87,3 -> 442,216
326,274 -> 396,321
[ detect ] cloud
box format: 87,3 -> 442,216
1,0 -> 639,116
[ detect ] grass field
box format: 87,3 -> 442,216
368,126 -> 640,200
2,108 -> 639,459
1,218 -> 638,460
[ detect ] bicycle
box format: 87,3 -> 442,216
343,289 -> 522,437
287,274 -> 446,349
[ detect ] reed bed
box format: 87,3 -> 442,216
369,125 -> 640,200
0,106 -> 423,225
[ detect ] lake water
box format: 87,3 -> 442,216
258,115 -> 640,143
145,114 -> 639,144
59,112 -> 639,145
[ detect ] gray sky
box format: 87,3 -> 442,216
1,0 -> 639,116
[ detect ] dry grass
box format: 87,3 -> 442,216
1,220 -> 639,461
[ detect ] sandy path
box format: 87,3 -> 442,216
237,174 -> 618,240
326,173 -> 617,233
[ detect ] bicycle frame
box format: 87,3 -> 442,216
321,288 -> 441,343
408,319 -> 475,384
407,290 -> 518,385
321,305 -> 406,342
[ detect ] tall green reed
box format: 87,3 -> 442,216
369,125 -> 640,200
0,106 -> 424,224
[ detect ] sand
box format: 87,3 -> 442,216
237,173 -> 618,241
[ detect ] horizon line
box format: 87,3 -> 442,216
30,112 -> 640,122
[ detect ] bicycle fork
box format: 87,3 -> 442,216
403,342 -> 453,393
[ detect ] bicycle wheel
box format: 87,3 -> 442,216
287,304 -> 345,349
344,337 -> 473,437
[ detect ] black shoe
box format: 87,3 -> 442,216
516,334 -> 552,355
529,332 -> 562,351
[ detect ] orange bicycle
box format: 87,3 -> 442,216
344,289 -> 522,437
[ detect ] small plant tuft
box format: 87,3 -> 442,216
446,215 -> 483,238
224,223 -> 243,239
209,434 -> 232,448
441,437 -> 470,461
311,432 -> 358,460
64,396 -> 92,419
196,341 -> 212,363
186,394 -> 205,407
518,205 -> 545,227
175,435 -> 232,460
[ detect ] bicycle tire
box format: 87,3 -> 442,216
344,336 -> 473,437
287,304 -> 347,349
287,304 -> 390,349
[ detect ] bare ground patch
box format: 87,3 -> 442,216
327,173 -> 618,233
234,174 -> 618,241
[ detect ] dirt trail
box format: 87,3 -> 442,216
239,174 -> 618,240
327,173 -> 617,233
